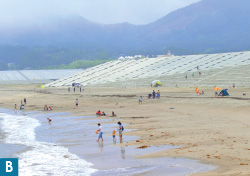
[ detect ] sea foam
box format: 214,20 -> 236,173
0,113 -> 96,176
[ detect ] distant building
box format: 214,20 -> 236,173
157,55 -> 167,58
125,56 -> 134,60
118,55 -> 144,61
118,56 -> 125,61
157,50 -> 174,58
134,55 -> 143,59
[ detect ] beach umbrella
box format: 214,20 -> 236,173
151,80 -> 162,86
213,87 -> 221,90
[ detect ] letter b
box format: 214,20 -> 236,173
0,158 -> 18,175
6,161 -> 13,172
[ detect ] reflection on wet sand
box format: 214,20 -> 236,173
120,147 -> 125,159
98,141 -> 104,152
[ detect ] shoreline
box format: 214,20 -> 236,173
0,85 -> 249,175
0,108 -> 215,175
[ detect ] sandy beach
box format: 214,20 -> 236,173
0,85 -> 249,175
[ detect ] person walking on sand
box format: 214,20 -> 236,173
14,104 -> 17,110
139,96 -> 142,104
152,90 -> 156,99
68,87 -> 70,93
75,99 -> 78,108
74,87 -> 75,93
24,98 -> 27,104
96,123 -> 103,142
80,87 -> 82,92
157,90 -> 160,99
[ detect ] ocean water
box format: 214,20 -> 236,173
0,109 -> 215,176
0,112 -> 96,176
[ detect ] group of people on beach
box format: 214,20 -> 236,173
15,98 -> 27,110
96,110 -> 116,117
15,98 -> 54,112
96,121 -> 124,143
68,87 -> 84,93
184,66 -> 201,79
147,90 -> 160,99
44,105 -> 53,111
139,90 -> 161,104
96,110 -> 106,116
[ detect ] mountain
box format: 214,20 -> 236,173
145,0 -> 250,51
0,0 -> 250,70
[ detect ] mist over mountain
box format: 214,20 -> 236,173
0,0 -> 249,70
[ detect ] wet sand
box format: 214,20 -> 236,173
0,85 -> 249,175
43,114 -> 213,175
0,109 -> 214,175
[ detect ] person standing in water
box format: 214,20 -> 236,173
47,118 -> 52,125
96,123 -> 103,142
117,121 -> 124,142
112,130 -> 116,143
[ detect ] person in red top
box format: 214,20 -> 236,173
96,110 -> 101,116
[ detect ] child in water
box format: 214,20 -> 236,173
47,118 -> 52,125
112,130 -> 116,141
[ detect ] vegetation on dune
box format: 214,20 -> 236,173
0,46 -> 114,70
40,59 -> 113,70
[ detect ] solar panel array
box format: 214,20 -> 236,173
45,51 -> 250,87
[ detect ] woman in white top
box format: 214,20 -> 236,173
97,123 -> 103,142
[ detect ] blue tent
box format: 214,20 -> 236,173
219,89 -> 229,96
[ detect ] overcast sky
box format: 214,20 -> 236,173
0,0 -> 201,26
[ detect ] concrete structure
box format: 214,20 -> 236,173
45,51 -> 250,87
0,69 -> 82,85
